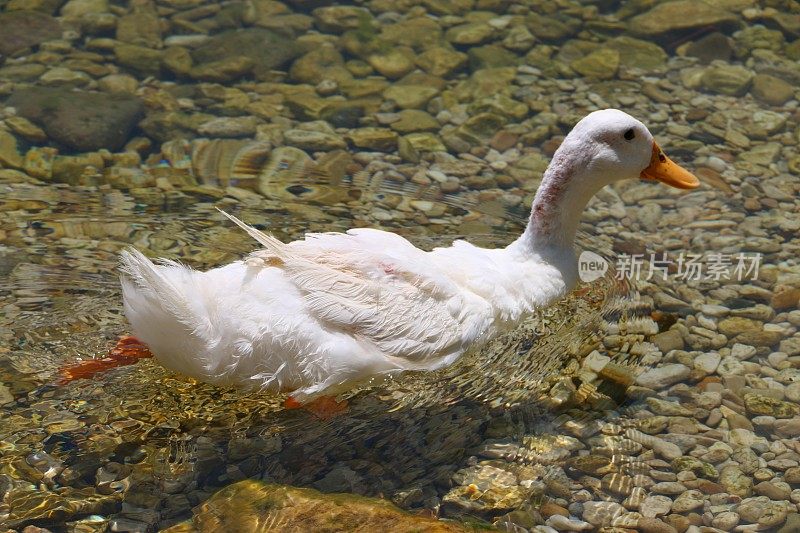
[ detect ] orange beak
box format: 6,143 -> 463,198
640,143 -> 700,190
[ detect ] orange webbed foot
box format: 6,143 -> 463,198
57,335 -> 153,385
283,395 -> 349,420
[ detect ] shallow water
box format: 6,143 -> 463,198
0,164 -> 640,530
1,0 -> 800,531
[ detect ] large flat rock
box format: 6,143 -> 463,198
0,10 -> 61,56
628,0 -> 740,39
6,87 -> 144,152
191,28 -> 304,80
163,480 -> 471,533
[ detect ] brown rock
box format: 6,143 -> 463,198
0,10 -> 61,56
163,480 -> 469,532
755,480 -> 791,501
685,32 -> 733,64
774,418 -> 800,438
7,87 -> 144,152
638,516 -> 678,533
696,479 -> 726,495
784,466 -> 800,484
735,330 -> 784,347
744,197 -> 762,211
771,288 -> 800,311
539,501 -> 569,518
751,74 -> 795,106
629,1 -> 738,38
652,329 -> 685,353
0,130 -> 24,169
489,131 -> 518,152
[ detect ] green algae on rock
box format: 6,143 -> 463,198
163,480 -> 475,533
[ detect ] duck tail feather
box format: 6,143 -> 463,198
119,248 -> 199,331
216,208 -> 286,254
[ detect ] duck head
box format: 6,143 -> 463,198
518,108 -> 700,251
563,108 -> 699,190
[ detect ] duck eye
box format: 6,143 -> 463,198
623,128 -> 635,140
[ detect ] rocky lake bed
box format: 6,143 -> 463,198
1,0 -> 800,532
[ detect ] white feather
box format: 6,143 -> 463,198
120,109 -> 697,402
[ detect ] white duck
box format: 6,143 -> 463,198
121,109 -> 699,404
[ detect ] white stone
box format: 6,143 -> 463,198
582,501 -> 624,527
731,343 -> 757,360
545,514 -> 593,531
717,356 -> 745,377
641,495 -> 673,518
700,304 -> 731,318
729,428 -> 757,448
694,352 -> 722,374
785,382 -> 800,403
584,350 -> 611,373
636,363 -> 690,389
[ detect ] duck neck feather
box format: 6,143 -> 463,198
509,143 -> 601,258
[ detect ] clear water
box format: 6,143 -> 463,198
1,0 -> 798,531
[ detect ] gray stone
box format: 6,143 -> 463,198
192,29 -> 303,80
606,36 -> 667,71
114,44 -> 163,77
671,490 -> 705,513
570,48 -> 619,80
197,117 -> 258,138
283,129 -> 346,151
712,511 -> 740,530
701,64 -> 754,96
694,352 -> 721,374
636,364 -> 691,390
641,495 -> 672,518
582,501 -> 624,527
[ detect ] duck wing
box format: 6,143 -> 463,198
219,211 -> 471,367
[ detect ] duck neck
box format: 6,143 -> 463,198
510,151 -> 597,256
